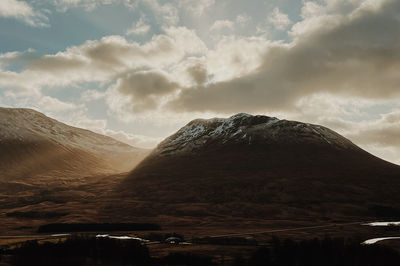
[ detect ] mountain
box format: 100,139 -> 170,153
0,107 -> 149,182
117,113 -> 400,222
0,107 -> 151,233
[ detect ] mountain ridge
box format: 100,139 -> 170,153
0,107 -> 142,152
0,107 -> 149,180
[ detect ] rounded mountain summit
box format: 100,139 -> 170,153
117,113 -> 400,221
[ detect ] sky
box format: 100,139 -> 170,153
0,0 -> 400,164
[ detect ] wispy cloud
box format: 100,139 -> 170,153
126,16 -> 151,35
178,0 -> 215,16
144,0 -> 179,26
51,0 -> 138,11
0,0 -> 48,27
236,13 -> 252,26
268,7 -> 292,30
210,20 -> 235,32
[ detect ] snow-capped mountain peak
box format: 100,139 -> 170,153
154,113 -> 355,156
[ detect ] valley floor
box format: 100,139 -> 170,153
1,224 -> 400,265
2,170 -> 400,265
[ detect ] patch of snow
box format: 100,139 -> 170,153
179,242 -> 193,245
173,123 -> 206,144
96,234 -> 109,238
363,221 -> 400,226
311,127 -> 332,145
231,128 -> 243,137
96,234 -> 149,242
362,237 -> 400,245
51,234 -> 70,237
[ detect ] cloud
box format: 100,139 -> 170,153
169,0 -> 400,113
51,0 -> 138,11
178,0 -> 215,16
126,16 -> 151,35
210,20 -> 235,32
144,0 -> 179,26
0,49 -> 39,70
0,0 -> 48,27
104,34 -> 271,120
5,0 -> 400,117
206,36 -> 270,80
319,109 -> 400,165
300,1 -> 325,19
346,110 -> 400,149
236,13 -> 252,26
108,70 -> 180,113
0,85 -> 82,121
80,89 -> 105,101
186,63 -> 209,85
103,129 -> 162,148
0,26 -> 206,91
37,96 -> 79,112
268,7 -> 292,30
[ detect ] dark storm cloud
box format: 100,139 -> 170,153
115,70 -> 180,112
169,0 -> 400,113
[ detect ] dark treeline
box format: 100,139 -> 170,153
163,253 -> 214,266
10,236 -> 151,266
193,236 -> 258,246
37,222 -> 161,233
5,235 -> 214,266
238,237 -> 400,266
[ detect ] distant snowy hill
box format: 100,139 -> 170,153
0,107 -> 149,181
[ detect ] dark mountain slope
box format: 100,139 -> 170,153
118,113 -> 400,221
